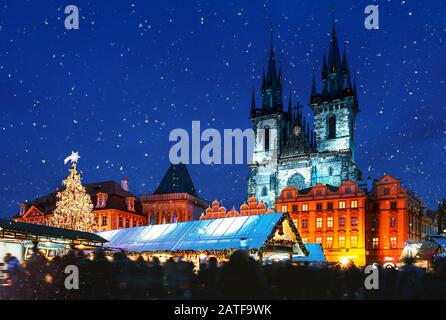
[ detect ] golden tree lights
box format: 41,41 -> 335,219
47,152 -> 95,232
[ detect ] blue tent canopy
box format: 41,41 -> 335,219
293,244 -> 327,263
98,212 -> 308,256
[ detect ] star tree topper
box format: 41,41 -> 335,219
64,151 -> 80,165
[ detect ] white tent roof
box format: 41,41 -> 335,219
98,212 -> 307,256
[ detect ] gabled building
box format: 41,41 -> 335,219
13,179 -> 146,231
248,21 -> 361,208
365,174 -> 425,267
141,163 -> 208,224
275,180 -> 367,266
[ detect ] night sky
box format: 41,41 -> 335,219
0,0 -> 445,219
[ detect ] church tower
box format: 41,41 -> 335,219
248,45 -> 290,206
310,22 -> 359,160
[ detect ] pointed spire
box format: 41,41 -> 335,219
266,44 -> 278,87
250,88 -> 256,116
311,71 -> 317,95
322,49 -> 327,80
341,43 -> 348,74
328,19 -> 341,74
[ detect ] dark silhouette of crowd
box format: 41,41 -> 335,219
1,248 -> 446,300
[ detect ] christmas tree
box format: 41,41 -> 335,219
47,152 -> 96,232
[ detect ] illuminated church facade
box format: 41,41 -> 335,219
248,23 -> 361,207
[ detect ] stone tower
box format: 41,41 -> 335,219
248,22 -> 361,208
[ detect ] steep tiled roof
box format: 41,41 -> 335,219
154,163 -> 198,197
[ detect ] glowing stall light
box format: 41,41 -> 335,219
340,256 -> 350,266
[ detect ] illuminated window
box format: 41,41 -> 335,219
390,236 -> 397,248
338,236 -> 346,248
316,237 -> 322,244
281,205 -> 288,212
339,201 -> 346,209
316,217 -> 323,229
302,218 -> 308,229
96,193 -> 108,208
351,216 -> 358,227
302,238 -> 308,244
327,216 -> 334,228
293,219 -> 298,228
101,215 -> 107,227
316,203 -> 323,211
118,217 -> 123,227
302,203 -> 309,212
126,197 -> 135,212
327,202 -> 333,210
390,216 -> 397,228
372,237 -> 379,249
339,216 -> 345,227
264,128 -> 270,151
351,200 -> 358,208
326,236 -> 333,249
351,235 -> 358,248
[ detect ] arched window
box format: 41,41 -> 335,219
328,116 -> 336,139
264,128 -> 270,151
261,186 -> 268,197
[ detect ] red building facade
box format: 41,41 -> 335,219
365,174 -> 424,267
275,181 -> 367,266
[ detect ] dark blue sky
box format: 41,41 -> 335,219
0,0 -> 445,218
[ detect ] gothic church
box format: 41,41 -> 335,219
248,22 -> 362,207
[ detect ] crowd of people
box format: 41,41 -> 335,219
1,248 -> 446,300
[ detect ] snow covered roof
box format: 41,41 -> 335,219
97,212 -> 308,256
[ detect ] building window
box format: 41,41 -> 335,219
384,188 -> 390,195
292,205 -> 298,212
96,193 -> 108,208
328,115 -> 336,139
327,202 -> 333,210
125,219 -> 130,228
390,236 -> 397,249
118,217 -> 123,227
339,201 -> 346,209
316,217 -> 323,229
328,167 -> 333,176
316,189 -> 322,196
390,216 -> 397,228
345,187 -> 352,194
316,237 -> 322,244
390,201 -> 397,210
94,216 -> 99,225
316,203 -> 323,211
302,218 -> 308,229
326,236 -> 333,249
372,219 -> 378,229
351,216 -> 358,227
339,216 -> 345,227
264,128 -> 270,151
351,200 -> 358,209
293,219 -> 298,228
372,237 -> 379,249
338,236 -> 345,248
302,203 -> 309,212
351,235 -> 358,248
126,197 -> 135,212
101,215 -> 107,227
281,205 -> 288,212
327,216 -> 334,228
261,186 -> 268,197
302,238 -> 308,244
